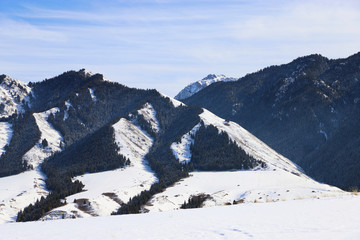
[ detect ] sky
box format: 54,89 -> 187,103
1,0 -> 360,97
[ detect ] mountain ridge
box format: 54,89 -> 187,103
0,69 -> 344,223
183,51 -> 360,189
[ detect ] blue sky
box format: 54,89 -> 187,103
1,0 -> 360,96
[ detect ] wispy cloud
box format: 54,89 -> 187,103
1,0 -> 360,96
0,17 -> 66,42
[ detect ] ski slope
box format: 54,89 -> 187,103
2,196 -> 360,240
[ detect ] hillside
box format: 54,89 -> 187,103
0,69 -> 347,224
183,52 -> 360,190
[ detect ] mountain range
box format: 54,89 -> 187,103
0,68 -> 345,223
182,52 -> 360,190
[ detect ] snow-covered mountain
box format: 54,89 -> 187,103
0,69 -> 348,224
183,52 -> 360,190
174,74 -> 236,100
40,107 -> 344,220
0,75 -> 31,118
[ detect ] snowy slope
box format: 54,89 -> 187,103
137,103 -> 160,133
150,107 -> 345,212
199,109 -> 304,176
160,93 -> 184,107
0,122 -> 12,155
175,74 -> 236,100
0,171 -> 48,224
145,170 -> 345,212
0,108 -> 63,224
0,75 -> 31,118
169,108 -> 304,175
43,118 -> 157,220
2,196 -> 360,240
171,123 -> 201,163
22,108 -> 64,168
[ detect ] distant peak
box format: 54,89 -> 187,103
174,74 -> 236,100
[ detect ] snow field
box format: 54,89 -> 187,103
145,170 -> 345,212
2,196 -> 360,240
0,122 -> 12,155
0,171 -> 48,224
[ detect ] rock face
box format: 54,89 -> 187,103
184,52 -> 360,189
174,74 -> 236,100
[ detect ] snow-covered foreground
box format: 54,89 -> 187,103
146,170 -> 345,212
2,196 -> 360,240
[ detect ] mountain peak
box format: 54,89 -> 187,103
175,74 -> 236,100
79,69 -> 94,78
203,74 -> 218,80
0,74 -> 31,118
290,54 -> 329,66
